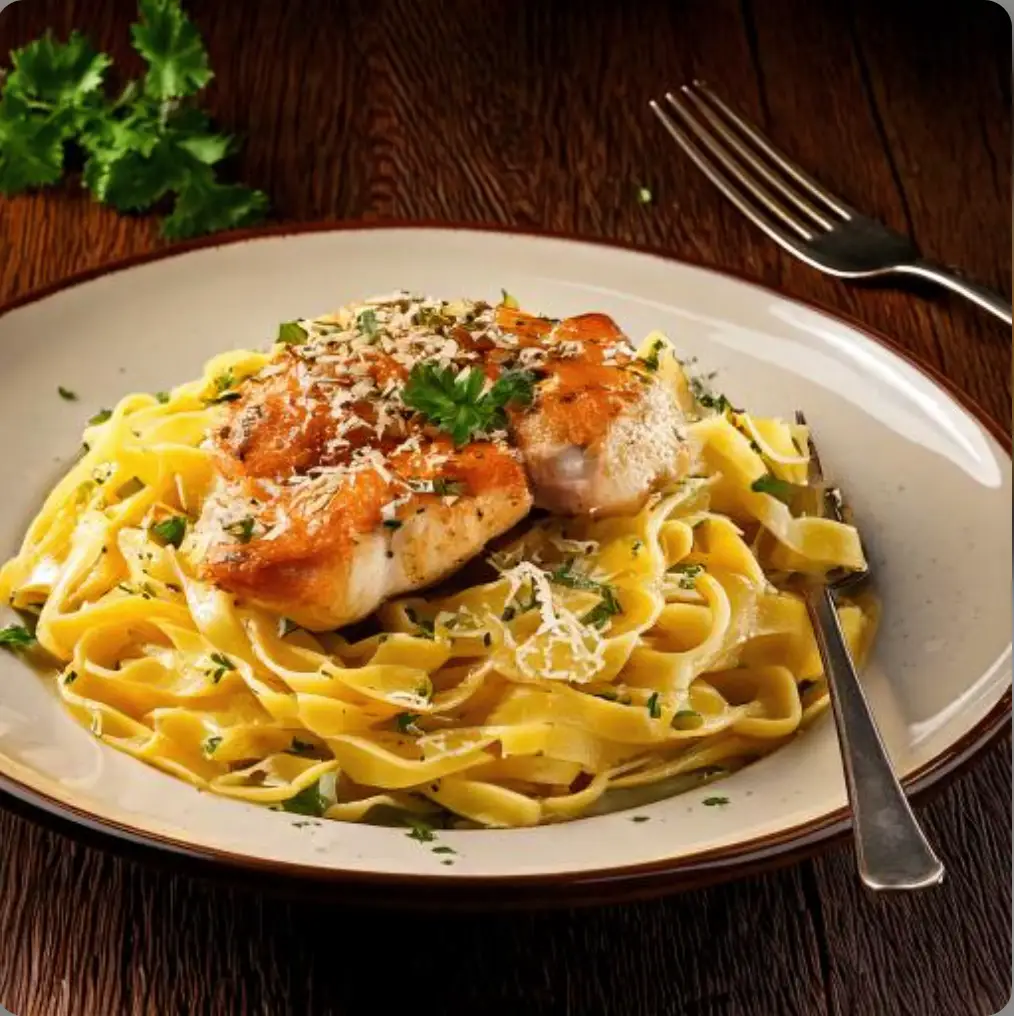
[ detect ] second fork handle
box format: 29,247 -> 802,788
803,582 -> 945,892
896,259 -> 1012,325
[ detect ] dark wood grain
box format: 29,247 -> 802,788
0,1 -> 1010,1014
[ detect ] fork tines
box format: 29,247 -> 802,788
649,82 -> 853,253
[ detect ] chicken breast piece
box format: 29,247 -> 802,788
189,294 -> 692,630
503,312 -> 693,515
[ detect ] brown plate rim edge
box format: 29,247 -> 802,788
0,218 -> 1009,908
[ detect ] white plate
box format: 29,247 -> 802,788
0,224 -> 1009,905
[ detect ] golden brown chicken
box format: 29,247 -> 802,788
191,294 -> 693,629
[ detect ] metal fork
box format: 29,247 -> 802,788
795,410 -> 944,891
651,83 -> 1012,326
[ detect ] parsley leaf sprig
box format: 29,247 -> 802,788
0,0 -> 268,239
402,363 -> 537,446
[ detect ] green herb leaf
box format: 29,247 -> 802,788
5,30 -> 111,108
639,337 -> 665,372
207,651 -> 235,683
0,624 -> 35,651
208,369 -> 239,403
277,321 -> 307,345
703,796 -> 730,807
161,172 -> 268,239
63,670 -> 78,685
0,7 -> 266,236
357,308 -> 380,339
646,692 -> 662,719
403,362 -> 536,446
404,607 -> 436,639
500,288 -> 519,309
432,845 -> 457,855
203,735 -> 222,755
0,96 -> 68,193
224,517 -> 255,543
667,562 -> 704,590
82,131 -> 181,211
155,390 -> 171,403
395,712 -> 422,734
404,817 -> 436,843
58,386 -> 77,401
550,561 -> 623,629
631,815 -> 651,823
150,515 -> 187,548
281,779 -> 330,817
431,477 -> 467,497
690,377 -> 739,415
130,0 -> 213,99
88,407 -> 112,425
750,474 -> 797,505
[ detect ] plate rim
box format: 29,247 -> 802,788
0,219 -> 1009,907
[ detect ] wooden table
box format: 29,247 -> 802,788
1,2 -> 1010,1013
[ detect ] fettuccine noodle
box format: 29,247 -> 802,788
0,333 -> 876,828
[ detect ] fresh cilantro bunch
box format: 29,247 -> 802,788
402,363 -> 537,446
0,0 -> 268,238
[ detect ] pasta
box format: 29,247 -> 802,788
0,320 -> 876,829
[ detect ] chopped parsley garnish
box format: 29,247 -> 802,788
356,308 -> 380,339
208,369 -> 240,404
581,597 -> 622,630
631,815 -> 651,823
63,670 -> 78,685
382,519 -> 403,530
402,362 -> 536,446
671,710 -> 704,731
281,779 -> 330,818
0,1 -> 268,238
155,390 -> 171,404
149,515 -> 186,548
88,408 -> 112,425
690,377 -> 738,414
0,624 -> 34,651
224,516 -> 255,543
750,474 -> 797,505
703,796 -> 730,807
404,607 -> 435,639
431,477 -> 467,497
207,652 -> 235,683
636,186 -> 653,205
646,692 -> 662,719
395,712 -> 422,734
58,386 -> 77,401
500,289 -> 519,309
277,320 -> 307,345
203,735 -> 222,755
667,562 -> 703,590
639,338 -> 666,372
431,845 -> 456,855
550,561 -> 622,630
404,817 -> 437,843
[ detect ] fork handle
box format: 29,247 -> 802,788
897,259 -> 1012,325
803,582 -> 945,891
